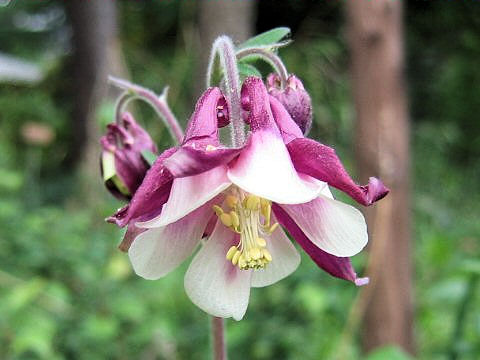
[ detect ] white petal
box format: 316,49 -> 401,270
128,200 -> 216,280
137,165 -> 231,228
320,184 -> 334,199
227,131 -> 323,204
184,220 -> 252,321
280,195 -> 368,257
251,224 -> 300,288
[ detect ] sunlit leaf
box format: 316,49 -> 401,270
238,62 -> 262,81
238,27 -> 291,50
365,346 -> 413,360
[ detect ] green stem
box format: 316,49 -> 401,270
448,273 -> 479,360
206,36 -> 244,147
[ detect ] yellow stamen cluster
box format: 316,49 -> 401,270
213,191 -> 279,270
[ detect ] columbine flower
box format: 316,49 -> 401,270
108,76 -> 388,321
100,112 -> 158,200
267,73 -> 313,135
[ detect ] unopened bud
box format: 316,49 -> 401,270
100,112 -> 158,201
267,73 -> 312,135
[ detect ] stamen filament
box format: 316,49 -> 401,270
214,189 -> 279,270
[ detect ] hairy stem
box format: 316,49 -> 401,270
211,316 -> 227,360
236,47 -> 289,88
207,36 -> 244,147
109,76 -> 184,144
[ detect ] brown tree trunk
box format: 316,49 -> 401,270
195,0 -> 256,96
65,0 -> 127,201
346,0 -> 414,354
65,0 -> 126,172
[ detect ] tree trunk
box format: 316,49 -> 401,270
65,0 -> 125,177
195,0 -> 256,96
346,0 -> 414,354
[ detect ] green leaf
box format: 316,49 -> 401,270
460,259 -> 480,275
238,27 -> 291,50
0,169 -> 23,191
238,62 -> 262,81
365,346 -> 413,360
141,149 -> 157,166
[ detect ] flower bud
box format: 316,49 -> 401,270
100,112 -> 158,201
266,73 -> 313,135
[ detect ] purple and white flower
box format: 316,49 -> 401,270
108,76 -> 388,320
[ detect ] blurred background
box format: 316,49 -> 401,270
1,0 -> 479,359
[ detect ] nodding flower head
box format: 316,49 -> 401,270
108,78 -> 389,321
267,73 -> 313,135
100,112 -> 158,201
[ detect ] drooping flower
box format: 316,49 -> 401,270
100,112 -> 158,200
108,77 -> 388,321
267,73 -> 313,135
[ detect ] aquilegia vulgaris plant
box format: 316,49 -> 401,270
101,28 -> 389,357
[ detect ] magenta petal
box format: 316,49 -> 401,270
287,138 -> 389,206
182,87 -> 225,147
241,76 -> 280,132
113,146 -> 150,195
107,147 -> 177,227
162,86 -> 242,178
272,204 -> 368,285
269,95 -> 304,144
163,145 -> 242,178
121,112 -> 158,154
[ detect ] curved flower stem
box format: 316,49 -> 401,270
109,76 -> 184,144
114,91 -> 135,125
207,36 -> 244,147
236,47 -> 289,89
211,316 -> 227,360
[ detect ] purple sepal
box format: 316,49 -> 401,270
107,147 -> 177,227
267,73 -> 313,135
164,146 -> 242,178
240,76 -> 281,133
163,87 -> 242,178
269,95 -> 304,144
286,138 -> 389,206
100,112 -> 158,200
273,204 -> 368,286
182,87 -> 226,147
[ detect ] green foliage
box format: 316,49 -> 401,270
365,346 -> 413,360
0,1 -> 479,359
141,149 -> 158,166
237,27 -> 291,50
237,62 -> 263,81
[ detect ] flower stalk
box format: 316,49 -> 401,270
211,317 -> 227,360
236,47 -> 289,89
206,36 -> 244,147
109,76 -> 184,144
